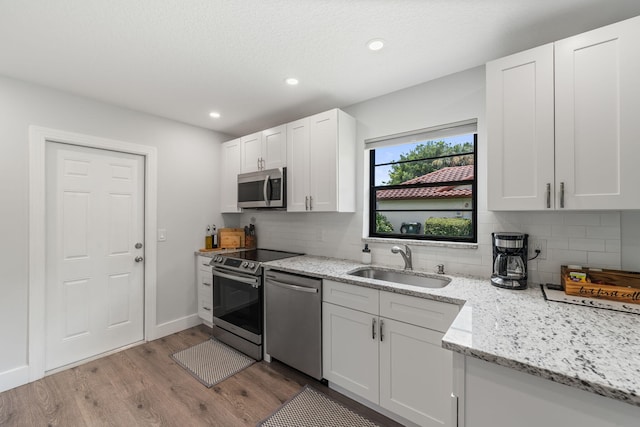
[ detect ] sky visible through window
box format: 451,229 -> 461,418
373,134 -> 473,185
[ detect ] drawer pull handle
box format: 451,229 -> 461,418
203,307 -> 211,311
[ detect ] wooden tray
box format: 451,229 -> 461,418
562,265 -> 640,304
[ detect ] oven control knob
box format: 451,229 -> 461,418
248,263 -> 256,269
242,262 -> 249,268
215,256 -> 223,262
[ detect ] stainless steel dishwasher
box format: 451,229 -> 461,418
265,270 -> 322,380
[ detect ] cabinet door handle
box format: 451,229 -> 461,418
203,307 -> 211,311
309,196 -> 313,211
203,282 -> 211,287
560,182 -> 565,208
261,158 -> 265,169
305,196 -> 309,211
380,319 -> 384,342
546,183 -> 551,209
372,318 -> 376,340
257,158 -> 261,170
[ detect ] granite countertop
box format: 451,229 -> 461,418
264,255 -> 640,407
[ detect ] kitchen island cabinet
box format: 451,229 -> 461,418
286,108 -> 356,212
459,356 -> 639,427
487,15 -> 640,210
323,279 -> 458,427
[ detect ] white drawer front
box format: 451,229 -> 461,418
380,291 -> 458,332
323,280 -> 379,315
197,256 -> 213,273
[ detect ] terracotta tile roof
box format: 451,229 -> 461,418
377,165 -> 473,200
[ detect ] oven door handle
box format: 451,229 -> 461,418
267,279 -> 318,293
213,269 -> 260,287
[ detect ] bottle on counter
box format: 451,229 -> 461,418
205,225 -> 213,249
212,224 -> 218,248
362,244 -> 372,264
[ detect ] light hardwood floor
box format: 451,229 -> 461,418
0,325 -> 402,426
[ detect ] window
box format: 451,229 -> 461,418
367,120 -> 477,243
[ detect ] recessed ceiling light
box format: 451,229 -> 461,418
285,77 -> 299,86
367,38 -> 385,51
209,112 -> 221,119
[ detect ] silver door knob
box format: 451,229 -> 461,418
135,256 -> 144,262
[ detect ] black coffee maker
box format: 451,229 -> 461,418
491,232 -> 528,289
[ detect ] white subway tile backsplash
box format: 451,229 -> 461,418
551,224 -> 587,238
586,226 -> 621,239
563,213 -> 601,226
242,210 -> 624,281
605,239 -> 621,253
546,238 -> 569,250
568,238 -> 605,252
600,212 -> 621,227
548,249 -> 588,265
587,251 -> 620,268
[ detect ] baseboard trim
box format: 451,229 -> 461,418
153,313 -> 202,340
0,365 -> 29,393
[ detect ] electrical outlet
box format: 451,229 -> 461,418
529,239 -> 546,260
316,229 -> 325,242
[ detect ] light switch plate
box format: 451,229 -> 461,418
158,229 -> 167,242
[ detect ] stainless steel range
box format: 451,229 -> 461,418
209,248 -> 301,360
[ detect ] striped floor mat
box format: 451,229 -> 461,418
170,338 -> 255,388
258,385 -> 380,427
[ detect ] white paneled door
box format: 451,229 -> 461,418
45,142 -> 144,371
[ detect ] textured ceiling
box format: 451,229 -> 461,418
1,0 -> 640,136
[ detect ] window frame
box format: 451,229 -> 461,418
368,133 -> 478,243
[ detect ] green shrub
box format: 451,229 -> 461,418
424,217 -> 471,237
376,213 -> 394,233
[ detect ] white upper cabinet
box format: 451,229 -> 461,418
240,125 -> 286,173
286,117 -> 311,212
220,138 -> 242,213
286,108 -> 356,212
487,15 -> 640,210
486,44 -> 555,210
554,16 -> 640,210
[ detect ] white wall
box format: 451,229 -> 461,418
241,65 -> 634,284
0,75 -> 228,379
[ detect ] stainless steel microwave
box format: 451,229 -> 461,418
237,167 -> 286,209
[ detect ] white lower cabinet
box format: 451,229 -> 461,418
462,356 -> 640,427
322,280 -> 458,426
379,318 -> 453,426
196,256 -> 213,326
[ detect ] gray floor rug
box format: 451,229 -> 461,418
170,338 -> 255,388
257,385 -> 380,427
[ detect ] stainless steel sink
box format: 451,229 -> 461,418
347,267 -> 450,288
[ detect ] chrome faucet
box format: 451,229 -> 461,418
391,245 -> 412,270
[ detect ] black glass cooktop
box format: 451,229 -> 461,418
223,248 -> 302,263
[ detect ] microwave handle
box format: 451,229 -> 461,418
263,174 -> 271,206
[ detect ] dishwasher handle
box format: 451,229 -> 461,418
267,278 -> 319,293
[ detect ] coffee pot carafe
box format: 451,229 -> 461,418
491,232 -> 528,289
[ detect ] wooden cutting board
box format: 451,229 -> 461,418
218,228 -> 245,249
